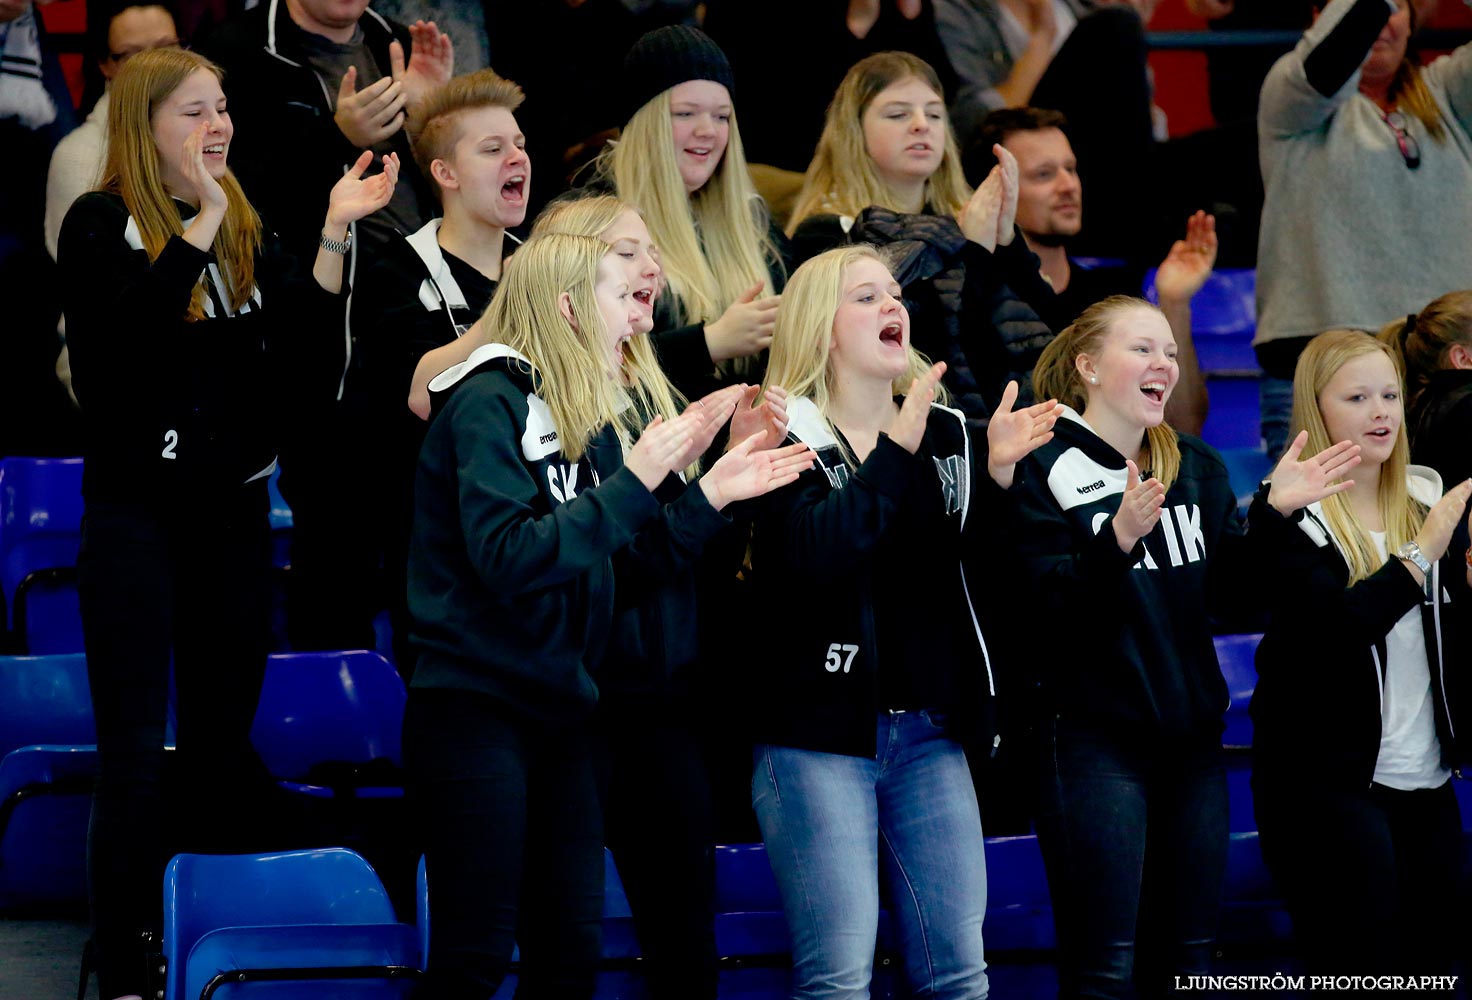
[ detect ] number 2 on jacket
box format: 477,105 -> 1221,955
825,643 -> 860,673
161,429 -> 178,459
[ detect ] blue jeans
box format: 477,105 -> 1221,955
752,711 -> 989,1000
1258,374 -> 1294,461
1034,723 -> 1227,1000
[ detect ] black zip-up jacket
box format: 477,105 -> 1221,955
1015,409 -> 1255,745
408,344 -> 727,722
196,0 -> 431,261
1248,468 -> 1472,791
747,397 -> 1006,758
349,220 -> 512,504
1408,369 -> 1472,493
58,191 -> 343,502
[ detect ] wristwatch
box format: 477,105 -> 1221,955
320,228 -> 352,255
1396,540 -> 1433,595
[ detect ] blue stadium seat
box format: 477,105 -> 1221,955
0,744 -> 97,909
249,651 -> 405,798
163,847 -> 421,1000
1215,634 -> 1261,749
1218,448 -> 1273,509
984,835 -> 1055,951
267,465 -> 293,570
0,457 -> 85,653
0,653 -> 94,757
1143,268 -> 1258,373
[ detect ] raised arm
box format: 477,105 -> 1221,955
1259,0 -> 1395,137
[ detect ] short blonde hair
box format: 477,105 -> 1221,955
409,69 -> 525,199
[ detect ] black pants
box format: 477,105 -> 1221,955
79,488 -> 274,999
1256,777 -> 1462,983
1034,723 -> 1228,1000
594,700 -> 718,1000
404,688 -> 603,1000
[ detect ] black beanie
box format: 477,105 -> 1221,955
621,25 -> 736,125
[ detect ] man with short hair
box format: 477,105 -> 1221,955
197,0 -> 453,652
198,0 -> 450,261
974,106 -> 1213,432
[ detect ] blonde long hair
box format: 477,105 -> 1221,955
532,194 -> 694,470
1391,0 -> 1447,142
479,233 -> 628,463
1292,329 -> 1426,585
596,89 -> 781,377
1032,296 -> 1182,490
1377,290 -> 1472,415
788,52 -> 971,234
764,244 -> 942,466
100,47 -> 261,321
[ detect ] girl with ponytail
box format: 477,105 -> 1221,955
403,232 -> 810,999
1015,296 -> 1350,998
1378,291 -> 1472,489
57,46 -> 398,1000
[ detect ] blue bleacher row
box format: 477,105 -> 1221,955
0,270 -> 1298,997
20,637 -> 1472,999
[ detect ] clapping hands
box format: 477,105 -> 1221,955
326,150 -> 400,229
727,384 -> 790,454
959,144 -> 1019,252
889,362 -> 947,454
1114,460 -> 1166,554
390,21 -> 454,111
986,380 -> 1061,488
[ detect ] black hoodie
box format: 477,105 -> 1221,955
746,397 -> 1008,758
1015,409 -> 1255,745
408,343 -> 728,722
58,191 -> 344,503
1248,467 -> 1472,791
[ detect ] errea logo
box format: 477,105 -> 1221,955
1077,479 -> 1106,495
539,431 -> 558,445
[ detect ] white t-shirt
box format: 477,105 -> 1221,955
1369,530 -> 1449,791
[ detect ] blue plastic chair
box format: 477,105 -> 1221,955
0,457 -> 85,652
163,847 -> 421,1000
1218,447 -> 1274,509
249,650 -> 406,798
983,835 -> 1056,951
0,653 -> 95,757
0,744 -> 98,908
1143,268 -> 1258,373
1215,633 -> 1261,749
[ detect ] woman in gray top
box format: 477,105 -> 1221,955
1255,0 -> 1472,458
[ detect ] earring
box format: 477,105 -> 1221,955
1089,376 -> 1099,385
